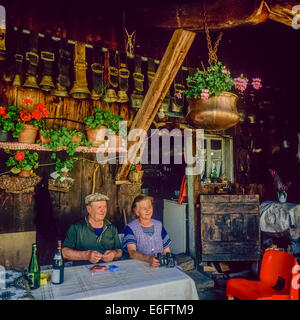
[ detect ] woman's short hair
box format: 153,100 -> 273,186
131,194 -> 154,218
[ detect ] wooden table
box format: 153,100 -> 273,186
31,259 -> 199,300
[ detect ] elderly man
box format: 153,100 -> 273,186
62,193 -> 122,264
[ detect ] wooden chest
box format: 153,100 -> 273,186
199,194 -> 260,261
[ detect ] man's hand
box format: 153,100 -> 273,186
87,250 -> 103,264
149,255 -> 160,268
102,250 -> 115,263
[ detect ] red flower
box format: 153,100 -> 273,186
35,103 -> 45,112
41,108 -> 49,118
136,165 -> 142,171
32,110 -> 43,121
15,151 -> 25,162
23,98 -> 33,105
0,107 -> 6,116
2,113 -> 9,119
20,110 -> 32,122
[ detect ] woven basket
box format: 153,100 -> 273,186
0,175 -> 41,193
48,178 -> 74,192
128,170 -> 144,183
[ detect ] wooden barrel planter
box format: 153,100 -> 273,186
186,91 -> 240,130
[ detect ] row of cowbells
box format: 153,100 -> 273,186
12,41 -> 102,100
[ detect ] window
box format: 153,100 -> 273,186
200,134 -> 233,182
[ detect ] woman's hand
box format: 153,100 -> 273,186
149,255 -> 160,268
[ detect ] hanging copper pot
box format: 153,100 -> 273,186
186,91 -> 239,130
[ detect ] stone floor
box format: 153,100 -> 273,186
184,269 -> 227,300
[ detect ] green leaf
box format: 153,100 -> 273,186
11,167 -> 20,174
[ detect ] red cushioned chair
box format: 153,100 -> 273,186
226,250 -> 299,300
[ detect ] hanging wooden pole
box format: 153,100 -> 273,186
116,28 -> 196,181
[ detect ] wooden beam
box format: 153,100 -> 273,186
268,0 -> 299,27
116,28 -> 196,180
125,0 -> 269,31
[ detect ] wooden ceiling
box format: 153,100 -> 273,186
2,0 -> 299,45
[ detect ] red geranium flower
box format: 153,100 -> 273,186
23,98 -> 33,105
35,103 -> 46,112
15,151 -> 25,162
2,113 -> 9,119
0,107 -> 6,116
42,108 -> 49,117
20,110 -> 32,122
32,110 -> 43,121
136,165 -> 142,171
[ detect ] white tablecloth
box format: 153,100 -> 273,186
31,259 -> 199,300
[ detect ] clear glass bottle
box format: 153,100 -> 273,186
52,240 -> 64,285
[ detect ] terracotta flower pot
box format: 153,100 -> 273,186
39,132 -> 51,144
19,170 -> 31,177
85,125 -> 106,147
18,124 -> 38,144
129,170 -> 144,183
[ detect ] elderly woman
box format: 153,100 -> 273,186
123,195 -> 172,267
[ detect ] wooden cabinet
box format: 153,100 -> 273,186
199,194 -> 260,261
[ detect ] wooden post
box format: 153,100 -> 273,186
116,28 -> 196,180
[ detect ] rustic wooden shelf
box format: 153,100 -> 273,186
0,142 -> 127,153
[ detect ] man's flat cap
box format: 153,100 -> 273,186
85,193 -> 110,205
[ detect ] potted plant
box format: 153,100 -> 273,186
84,107 -> 107,147
13,99 -> 49,144
184,61 -> 262,130
129,163 -> 143,183
5,149 -> 39,177
0,105 -> 19,142
39,126 -> 91,181
104,112 -> 126,149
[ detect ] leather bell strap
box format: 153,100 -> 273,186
11,29 -> 24,86
57,38 -> 71,88
40,35 -> 55,77
108,49 -> 118,88
25,32 -> 39,76
40,34 -> 55,90
186,67 -> 197,89
118,51 -> 130,92
0,26 -> 6,60
132,55 -> 144,93
91,40 -> 104,96
147,57 -> 156,87
14,30 -> 25,76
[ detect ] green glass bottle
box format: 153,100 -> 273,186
52,240 -> 64,285
28,243 -> 40,289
